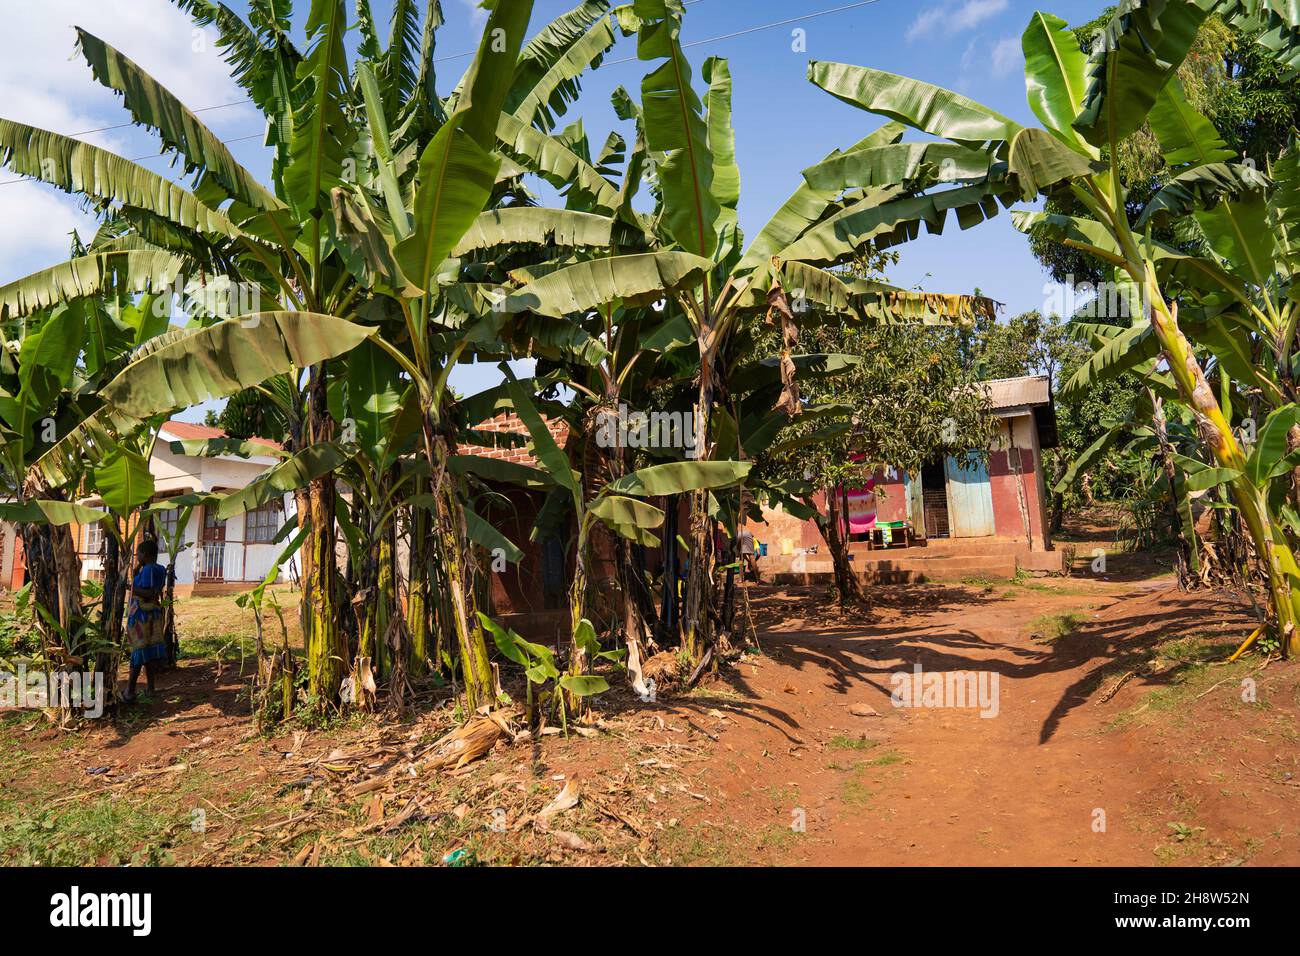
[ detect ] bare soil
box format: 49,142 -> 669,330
3,547 -> 1298,866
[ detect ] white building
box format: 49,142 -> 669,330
2,420 -> 300,595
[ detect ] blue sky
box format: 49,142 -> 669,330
0,0 -> 1108,413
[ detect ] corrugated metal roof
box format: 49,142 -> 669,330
160,419 -> 283,451
983,375 -> 1051,410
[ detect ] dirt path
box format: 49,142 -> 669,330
6,568 -> 1299,867
660,575 -> 1300,866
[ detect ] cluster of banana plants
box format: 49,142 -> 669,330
782,0 -> 1300,652
0,0 -> 997,724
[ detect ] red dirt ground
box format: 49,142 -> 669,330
4,554 -> 1298,866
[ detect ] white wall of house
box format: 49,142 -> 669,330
67,433 -> 303,588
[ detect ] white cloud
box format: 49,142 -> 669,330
0,184 -> 99,270
907,0 -> 1010,41
457,0 -> 489,27
0,1 -> 256,283
990,35 -> 1022,76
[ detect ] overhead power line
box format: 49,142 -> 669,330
0,0 -> 886,189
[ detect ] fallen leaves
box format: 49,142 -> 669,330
536,779 -> 582,823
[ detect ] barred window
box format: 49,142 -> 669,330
156,505 -> 183,549
246,500 -> 282,544
82,518 -> 104,554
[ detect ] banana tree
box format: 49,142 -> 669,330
491,1 -> 995,665
800,0 -> 1300,652
4,0 -> 628,712
500,367 -> 749,707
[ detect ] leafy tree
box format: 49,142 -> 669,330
797,0 -> 1300,650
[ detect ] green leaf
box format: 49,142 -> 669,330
703,55 -> 740,249
605,460 -> 751,497
217,442 -> 350,519
504,251 -> 710,317
99,312 -> 373,419
1072,0 -> 1206,149
478,611 -> 528,667
1021,11 -> 1095,155
93,445 -> 155,514
638,9 -> 719,258
451,208 -> 616,256
282,0 -> 356,219
1246,403 -> 1300,486
806,60 -> 1021,144
356,60 -> 412,237
1194,190 -> 1275,291
557,674 -> 609,697
1147,76 -> 1235,169
496,112 -> 621,213
504,0 -> 616,133
572,617 -> 600,656
801,142 -> 993,193
0,251 -> 185,322
75,28 -> 280,212
463,508 -> 524,563
0,500 -> 108,527
737,121 -> 903,273
394,122 -> 499,291
448,454 -> 552,488
503,374 -> 576,493
168,437 -> 286,460
588,494 -> 664,546
1007,127 -> 1097,199
346,337 -> 404,464
1172,452 -> 1242,492
0,119 -> 239,238
778,181 -> 1014,267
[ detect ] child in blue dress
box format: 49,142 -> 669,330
123,539 -> 169,703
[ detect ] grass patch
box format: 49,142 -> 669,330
960,576 -> 1004,590
1027,611 -> 1089,643
840,777 -> 874,806
180,633 -> 262,663
827,734 -> 877,751
866,749 -> 906,767
0,790 -> 187,866
1105,634 -> 1257,732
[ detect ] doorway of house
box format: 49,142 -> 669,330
199,507 -> 226,582
920,460 -> 950,538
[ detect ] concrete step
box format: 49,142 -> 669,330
767,553 -> 1019,585
846,538 -> 1027,557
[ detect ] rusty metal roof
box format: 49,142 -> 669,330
982,375 -> 1052,410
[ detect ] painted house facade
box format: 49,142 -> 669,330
757,375 -> 1065,581
2,421 -> 298,595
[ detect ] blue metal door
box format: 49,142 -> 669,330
945,453 -> 994,537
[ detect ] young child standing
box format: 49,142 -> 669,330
123,539 -> 169,703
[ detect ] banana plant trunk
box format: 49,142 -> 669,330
304,367 -> 345,709
682,344 -> 716,663
1144,271 -> 1300,654
407,483 -> 432,676
1150,391 -> 1195,589
426,422 -> 494,711
566,528 -> 590,712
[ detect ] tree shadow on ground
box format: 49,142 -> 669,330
724,581 -> 1256,747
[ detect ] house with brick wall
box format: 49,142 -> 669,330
458,412 -> 575,642
755,375 -> 1065,583
1,420 -> 298,596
